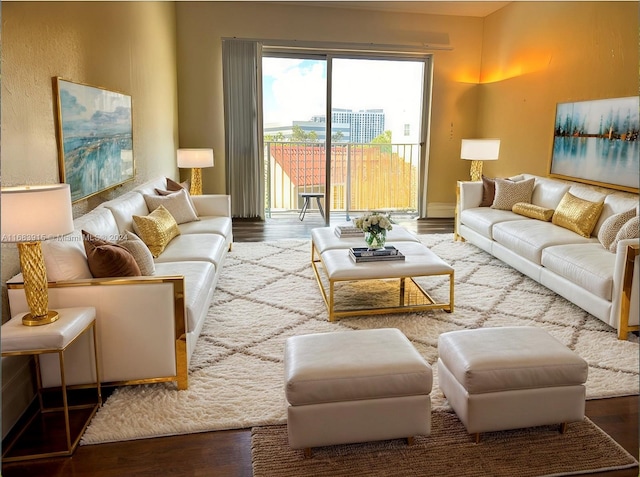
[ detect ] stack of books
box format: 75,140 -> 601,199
335,225 -> 364,238
349,246 -> 405,263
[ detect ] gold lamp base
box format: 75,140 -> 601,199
469,160 -> 483,181
22,310 -> 60,326
17,241 -> 57,327
190,168 -> 203,195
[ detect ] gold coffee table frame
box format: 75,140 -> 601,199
311,241 -> 454,322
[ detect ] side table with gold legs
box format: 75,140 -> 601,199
1,306 -> 102,462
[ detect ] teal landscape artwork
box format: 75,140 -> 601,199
550,96 -> 639,193
55,78 -> 134,202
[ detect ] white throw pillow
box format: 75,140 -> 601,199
143,189 -> 199,224
118,230 -> 156,275
598,207 -> 637,251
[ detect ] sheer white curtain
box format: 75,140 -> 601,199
222,39 -> 264,218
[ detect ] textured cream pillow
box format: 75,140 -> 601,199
143,189 -> 199,224
552,192 -> 604,238
512,202 -> 554,222
132,205 -> 181,257
491,178 -> 535,210
609,216 -> 639,252
155,178 -> 198,215
597,208 -> 637,251
118,230 -> 156,275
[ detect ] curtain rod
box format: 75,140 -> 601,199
223,37 -> 453,54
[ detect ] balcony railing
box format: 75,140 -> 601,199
264,141 -> 421,219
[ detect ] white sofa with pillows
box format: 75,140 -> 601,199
456,174 -> 639,339
7,176 -> 232,390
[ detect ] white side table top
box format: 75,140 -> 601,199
2,306 -> 96,353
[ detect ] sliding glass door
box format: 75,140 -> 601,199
262,49 -> 431,224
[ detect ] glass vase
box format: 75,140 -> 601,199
365,230 -> 387,250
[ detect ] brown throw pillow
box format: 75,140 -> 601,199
155,177 -> 190,195
82,230 -> 141,278
480,176 -> 496,207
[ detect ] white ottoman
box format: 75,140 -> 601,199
438,327 -> 588,442
285,328 -> 432,457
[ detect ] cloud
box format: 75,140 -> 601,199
263,57 -> 424,132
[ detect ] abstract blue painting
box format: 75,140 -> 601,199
55,78 -> 134,202
550,96 -> 639,193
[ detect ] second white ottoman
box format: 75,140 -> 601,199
285,328 -> 432,457
438,326 -> 588,442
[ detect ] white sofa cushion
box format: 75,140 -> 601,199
154,233 -> 227,268
42,207 -> 120,282
178,216 -> 232,238
460,208 -> 525,239
74,206 -> 121,240
134,176 -> 171,196
42,230 -> 92,281
531,177 -> 571,209
104,192 -> 150,233
154,261 -> 215,333
541,243 -> 615,301
493,220 -> 595,265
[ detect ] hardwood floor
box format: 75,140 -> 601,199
3,217 -> 637,477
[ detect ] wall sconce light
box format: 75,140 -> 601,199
461,139 -> 500,181
1,184 -> 74,326
177,148 -> 214,195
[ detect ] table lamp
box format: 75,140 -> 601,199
1,184 -> 74,325
177,148 -> 214,195
461,139 -> 500,181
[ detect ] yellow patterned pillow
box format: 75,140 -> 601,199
552,192 -> 604,238
512,202 -> 554,222
132,205 -> 180,257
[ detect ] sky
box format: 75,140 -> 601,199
262,57 -> 425,142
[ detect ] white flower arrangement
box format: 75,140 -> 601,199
354,212 -> 393,234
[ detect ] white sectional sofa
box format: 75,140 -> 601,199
456,174 -> 638,339
7,176 -> 233,390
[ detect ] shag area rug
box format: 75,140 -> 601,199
81,234 -> 639,445
251,411 -> 638,477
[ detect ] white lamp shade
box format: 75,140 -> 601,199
177,148 -> 214,168
1,184 -> 74,242
461,139 -> 500,161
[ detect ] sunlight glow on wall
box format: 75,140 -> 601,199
453,51 -> 553,84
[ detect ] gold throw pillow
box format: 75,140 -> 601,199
132,205 -> 180,257
552,192 -> 604,238
512,202 -> 554,222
